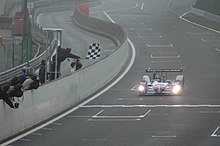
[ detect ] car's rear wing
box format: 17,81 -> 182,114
146,68 -> 183,72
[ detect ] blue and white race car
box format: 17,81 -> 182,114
137,68 -> 184,96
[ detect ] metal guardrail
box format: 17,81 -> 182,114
0,37 -> 56,85
0,0 -> 58,85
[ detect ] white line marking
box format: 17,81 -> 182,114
19,138 -> 31,142
1,11 -> 136,146
186,32 -> 211,35
132,28 -> 152,31
211,127 -> 220,137
201,38 -> 207,42
152,135 -> 176,138
32,133 -> 42,136
140,110 -> 151,118
141,3 -> 145,10
91,110 -> 151,119
82,105 -> 220,108
82,138 -> 107,141
88,118 -> 141,121
151,54 -> 180,59
135,3 -> 138,8
199,111 -> 220,114
118,98 -> 163,101
42,127 -> 52,131
139,35 -> 162,39
93,110 -> 104,117
92,115 -> 141,118
151,60 -> 182,63
131,84 -> 137,90
149,113 -> 169,116
147,44 -> 173,47
215,48 -> 220,52
51,122 -> 62,126
139,32 -> 159,35
201,38 -> 219,42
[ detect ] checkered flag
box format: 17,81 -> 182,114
86,43 -> 101,59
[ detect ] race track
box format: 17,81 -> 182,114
9,0 -> 220,146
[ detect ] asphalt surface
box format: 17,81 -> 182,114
8,0 -> 220,146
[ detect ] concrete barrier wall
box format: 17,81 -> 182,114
191,7 -> 220,23
73,6 -> 126,47
0,3 -> 130,143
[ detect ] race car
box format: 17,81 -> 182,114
137,68 -> 184,96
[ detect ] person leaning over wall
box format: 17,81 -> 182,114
0,84 -> 19,109
0,74 -> 40,109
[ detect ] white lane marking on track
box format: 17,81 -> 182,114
42,127 -> 52,131
139,32 -> 159,35
141,3 -> 145,10
92,115 -> 142,119
151,54 -> 180,59
82,138 -> 107,141
131,84 -> 137,90
201,38 -> 207,42
147,44 -> 173,47
19,138 -> 31,142
88,118 -> 141,121
201,38 -> 219,42
131,28 -> 152,31
135,3 -> 138,8
118,98 -> 164,101
152,135 -> 176,138
1,11 -> 137,146
211,127 -> 220,137
93,110 -> 104,117
186,32 -> 211,35
149,113 -> 169,116
199,111 -> 220,114
140,110 -> 151,118
151,60 -> 182,63
139,35 -> 163,39
90,110 -> 151,119
82,105 -> 220,108
31,133 -> 42,136
215,48 -> 220,52
51,122 -> 62,126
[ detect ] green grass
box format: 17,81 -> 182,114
183,12 -> 220,32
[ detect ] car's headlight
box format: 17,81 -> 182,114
138,85 -> 145,92
172,85 -> 181,94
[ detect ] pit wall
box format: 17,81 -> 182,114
191,7 -> 220,23
0,3 -> 130,144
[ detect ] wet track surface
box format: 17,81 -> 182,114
9,0 -> 220,146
